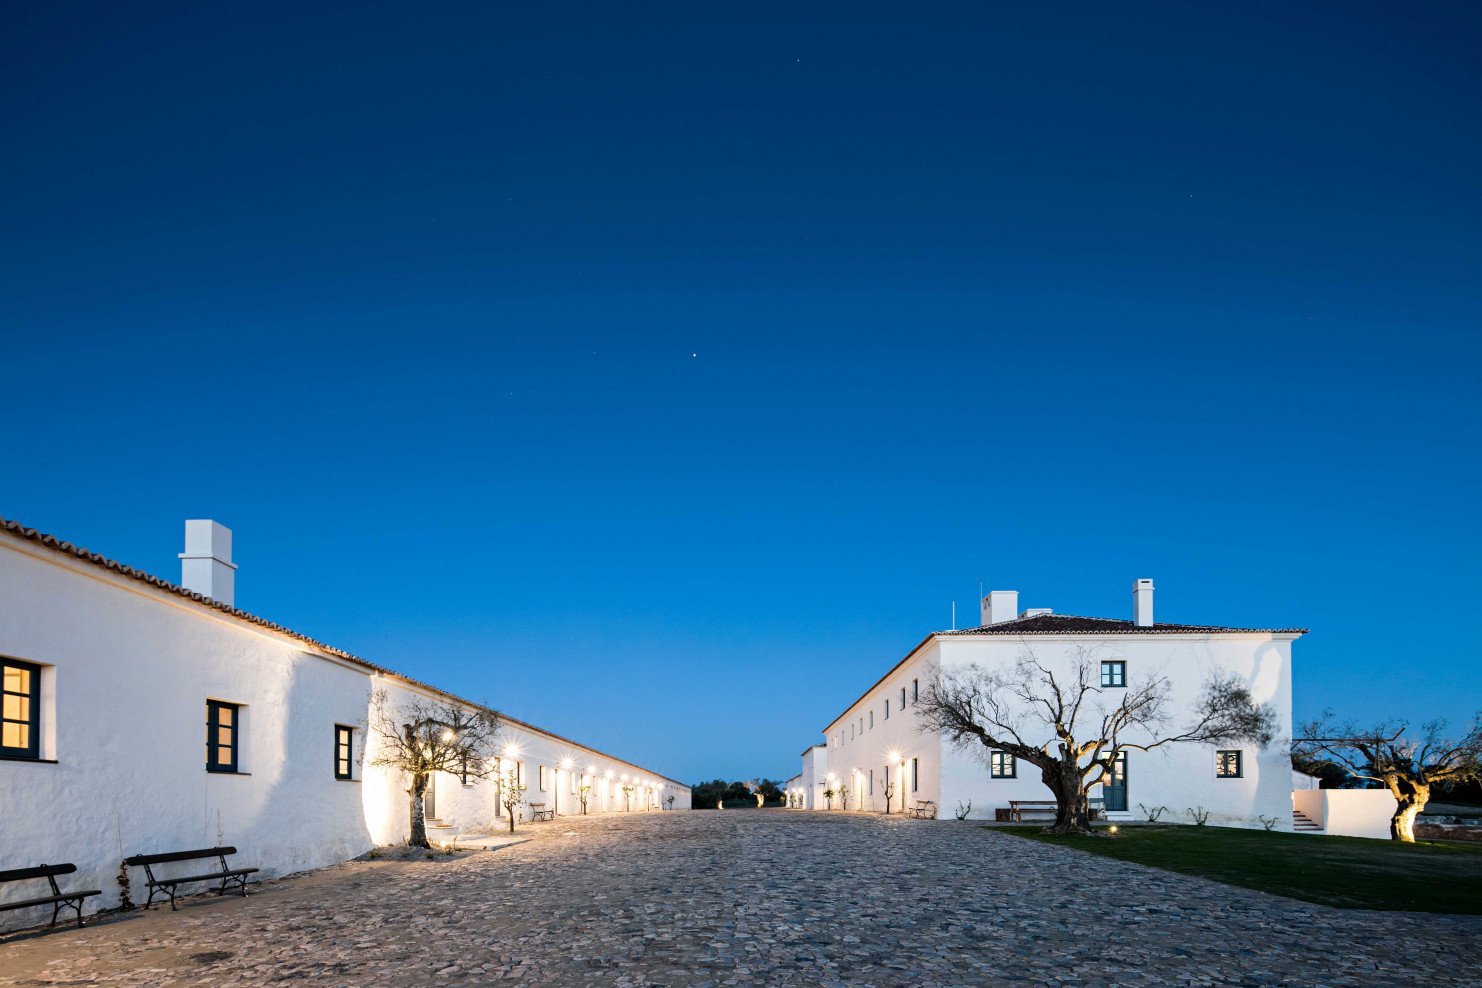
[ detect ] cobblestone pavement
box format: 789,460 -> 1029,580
2,811 -> 1479,986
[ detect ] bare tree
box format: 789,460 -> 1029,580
492,764 -> 527,833
368,690 -> 502,848
578,783 -> 592,815
917,647 -> 1276,835
1293,714 -> 1482,842
881,766 -> 897,814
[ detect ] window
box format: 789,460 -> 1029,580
516,761 -> 524,787
900,686 -> 906,708
2,659 -> 41,759
912,679 -> 918,702
207,700 -> 239,773
869,769 -> 874,795
911,757 -> 919,792
2,658 -> 41,759
990,751 -> 1016,778
334,725 -> 353,780
884,699 -> 890,720
868,710 -> 874,730
1100,661 -> 1126,688
539,764 -> 549,792
570,770 -> 577,795
859,717 -> 864,734
1216,750 -> 1243,778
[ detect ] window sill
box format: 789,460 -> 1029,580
206,770 -> 252,776
336,777 -> 361,783
0,754 -> 57,764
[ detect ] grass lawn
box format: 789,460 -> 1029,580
993,825 -> 1482,914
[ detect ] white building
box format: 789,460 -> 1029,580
796,580 -> 1303,827
0,517 -> 689,930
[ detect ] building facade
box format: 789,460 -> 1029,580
0,517 -> 689,930
798,580 -> 1303,827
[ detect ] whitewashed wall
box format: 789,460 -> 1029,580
822,647 -> 940,816
1292,788 -> 1395,839
936,633 -> 1296,828
0,532 -> 688,931
798,745 -> 828,809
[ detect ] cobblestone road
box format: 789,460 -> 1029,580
2,811 -> 1479,986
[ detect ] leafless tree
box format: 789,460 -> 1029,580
492,765 -> 527,833
1293,714 -> 1482,842
916,647 -> 1276,835
368,690 -> 502,847
881,767 -> 897,814
577,783 -> 593,815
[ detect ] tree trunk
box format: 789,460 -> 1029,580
507,803 -> 517,834
1388,780 -> 1428,843
1043,762 -> 1094,835
408,774 -> 431,848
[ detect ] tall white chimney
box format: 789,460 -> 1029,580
980,590 -> 1019,626
180,519 -> 237,606
1133,578 -> 1154,627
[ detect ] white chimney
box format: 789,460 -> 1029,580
980,590 -> 1019,626
1133,578 -> 1154,627
180,519 -> 237,606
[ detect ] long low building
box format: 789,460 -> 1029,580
791,580 -> 1303,828
0,516 -> 689,929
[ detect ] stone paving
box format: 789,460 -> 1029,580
2,811 -> 1479,986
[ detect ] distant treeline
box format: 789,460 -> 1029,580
691,778 -> 786,808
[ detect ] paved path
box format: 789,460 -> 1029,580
2,812 -> 1478,986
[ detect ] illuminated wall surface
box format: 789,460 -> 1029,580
0,523 -> 690,930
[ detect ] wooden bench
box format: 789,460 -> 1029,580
1006,800 -> 1104,822
123,847 -> 258,911
907,800 -> 938,819
527,803 -> 555,822
0,864 -> 101,929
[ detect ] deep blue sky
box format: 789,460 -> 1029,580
3,2 -> 1479,784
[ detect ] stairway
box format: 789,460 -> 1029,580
1292,810 -> 1322,832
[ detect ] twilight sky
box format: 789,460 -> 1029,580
3,2 -> 1479,784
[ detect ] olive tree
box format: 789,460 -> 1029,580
368,690 -> 502,847
917,647 -> 1276,835
1293,714 -> 1482,842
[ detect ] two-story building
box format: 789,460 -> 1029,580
799,580 -> 1302,826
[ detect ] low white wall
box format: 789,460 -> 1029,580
1292,788 -> 1395,839
1323,789 -> 1395,839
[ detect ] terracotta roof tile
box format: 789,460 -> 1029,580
941,613 -> 1306,635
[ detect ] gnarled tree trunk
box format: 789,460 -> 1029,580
408,773 -> 431,848
1388,779 -> 1428,842
1043,762 -> 1094,835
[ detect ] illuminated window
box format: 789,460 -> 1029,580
207,700 -> 239,773
539,764 -> 549,791
1216,750 -> 1243,778
334,725 -> 353,780
1,658 -> 41,759
1100,661 -> 1126,688
990,751 -> 1016,778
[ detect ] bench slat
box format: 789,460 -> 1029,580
0,890 -> 102,911
0,864 -> 78,883
148,868 -> 258,887
125,847 -> 239,866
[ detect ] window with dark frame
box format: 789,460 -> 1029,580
900,686 -> 906,708
1,658 -> 41,759
911,679 -> 918,702
884,699 -> 890,720
990,751 -> 1016,778
207,700 -> 239,773
911,756 -> 919,792
1100,660 -> 1127,688
539,764 -> 549,791
1216,750 -> 1243,778
334,725 -> 353,780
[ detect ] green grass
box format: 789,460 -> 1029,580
991,825 -> 1482,914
